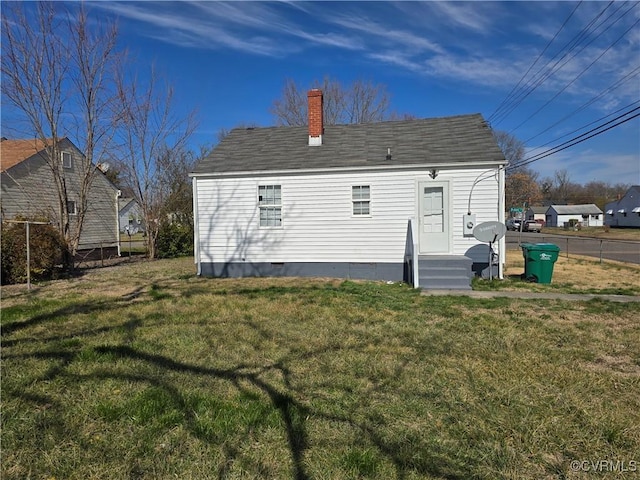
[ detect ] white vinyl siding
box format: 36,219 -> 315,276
195,166 -> 502,266
352,185 -> 370,216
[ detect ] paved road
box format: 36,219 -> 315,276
505,231 -> 640,264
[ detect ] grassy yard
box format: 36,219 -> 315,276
2,258 -> 639,479
473,250 -> 640,296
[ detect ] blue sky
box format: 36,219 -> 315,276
4,1 -> 639,185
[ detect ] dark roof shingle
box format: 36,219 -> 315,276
192,113 -> 505,175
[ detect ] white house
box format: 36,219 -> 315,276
190,90 -> 506,289
545,204 -> 603,227
604,185 -> 640,228
118,197 -> 145,234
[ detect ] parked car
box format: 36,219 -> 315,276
523,220 -> 542,232
506,218 -> 522,231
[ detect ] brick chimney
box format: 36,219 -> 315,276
307,89 -> 323,146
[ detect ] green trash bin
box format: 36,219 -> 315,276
521,243 -> 560,284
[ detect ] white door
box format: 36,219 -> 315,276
418,181 -> 450,254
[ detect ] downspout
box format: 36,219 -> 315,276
116,189 -> 122,256
192,177 -> 201,275
498,166 -> 505,279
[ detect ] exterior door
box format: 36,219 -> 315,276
418,181 -> 450,254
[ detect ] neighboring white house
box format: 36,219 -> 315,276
118,198 -> 145,234
190,89 -> 507,289
545,204 -> 603,227
604,185 -> 640,228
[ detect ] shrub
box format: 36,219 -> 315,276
1,220 -> 68,285
156,222 -> 193,258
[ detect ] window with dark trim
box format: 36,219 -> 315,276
67,200 -> 77,215
61,151 -> 72,169
258,185 -> 282,227
352,185 -> 370,215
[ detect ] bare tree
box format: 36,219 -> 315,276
493,130 -> 526,174
115,65 -> 197,259
505,171 -> 542,208
1,2 -> 119,258
157,145 -> 203,228
2,3 -> 70,246
67,5 -> 120,254
270,77 -> 392,126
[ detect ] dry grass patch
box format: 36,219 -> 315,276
476,249 -> 640,294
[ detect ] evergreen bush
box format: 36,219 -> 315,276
1,220 -> 68,285
156,222 -> 193,258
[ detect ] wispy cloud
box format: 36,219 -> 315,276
527,148 -> 640,185
94,2 -> 295,56
328,14 -> 443,55
93,0 -> 639,107
421,1 -> 498,34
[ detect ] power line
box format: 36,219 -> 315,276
507,106 -> 640,171
488,0 -> 583,123
492,0 -> 638,129
508,12 -> 640,134
511,106 -> 639,169
490,0 -> 620,125
522,69 -> 640,145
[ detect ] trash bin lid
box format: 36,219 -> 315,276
531,243 -> 560,251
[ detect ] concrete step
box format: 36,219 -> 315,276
417,255 -> 473,290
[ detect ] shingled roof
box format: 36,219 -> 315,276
0,138 -> 50,172
548,204 -> 603,215
191,113 -> 505,175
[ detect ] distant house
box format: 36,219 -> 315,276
119,198 -> 145,234
1,137 -> 120,256
604,185 -> 640,228
525,206 -> 547,224
190,89 -> 507,290
545,204 -> 603,227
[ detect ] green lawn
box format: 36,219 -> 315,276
2,258 -> 639,479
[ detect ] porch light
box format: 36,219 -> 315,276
429,169 -> 438,179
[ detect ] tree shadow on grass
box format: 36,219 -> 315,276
2,282 -> 472,480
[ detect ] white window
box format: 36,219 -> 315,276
352,185 -> 370,216
61,151 -> 72,169
67,200 -> 77,215
258,185 -> 282,227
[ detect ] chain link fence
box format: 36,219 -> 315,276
506,233 -> 640,264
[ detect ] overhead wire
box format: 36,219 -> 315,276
522,70 -> 640,145
506,106 -> 640,171
488,1 -> 639,174
508,10 -> 640,134
487,0 -> 583,124
489,0 -> 619,125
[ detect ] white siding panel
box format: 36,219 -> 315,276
196,167 -> 502,265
